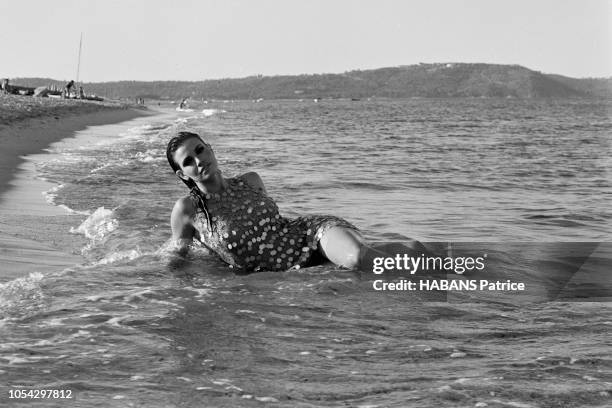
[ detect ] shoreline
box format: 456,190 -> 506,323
0,103 -> 156,283
0,107 -> 151,197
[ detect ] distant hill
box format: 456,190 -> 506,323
12,63 -> 612,100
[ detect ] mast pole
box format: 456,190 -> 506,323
76,33 -> 83,83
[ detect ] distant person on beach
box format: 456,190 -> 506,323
78,86 -> 85,99
64,80 -> 74,98
166,131 -> 428,273
1,78 -> 9,94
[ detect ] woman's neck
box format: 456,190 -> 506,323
195,172 -> 227,194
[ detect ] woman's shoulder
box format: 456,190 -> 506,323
172,194 -> 196,217
237,171 -> 266,194
231,171 -> 259,182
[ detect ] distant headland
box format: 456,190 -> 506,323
12,63 -> 612,100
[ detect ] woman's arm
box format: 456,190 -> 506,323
242,171 -> 267,195
171,196 -> 196,256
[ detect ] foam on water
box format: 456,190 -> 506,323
42,184 -> 91,215
202,108 -> 226,116
0,272 -> 44,309
42,183 -> 64,206
70,206 -> 117,241
132,150 -> 160,163
89,162 -> 113,173
94,248 -> 144,265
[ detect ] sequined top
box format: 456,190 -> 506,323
190,174 -> 357,272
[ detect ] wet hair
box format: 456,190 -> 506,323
166,131 -> 210,190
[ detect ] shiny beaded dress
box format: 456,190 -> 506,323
190,175 -> 358,272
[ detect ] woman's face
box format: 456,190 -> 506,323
172,137 -> 220,184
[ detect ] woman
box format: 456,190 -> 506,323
167,131 -> 423,273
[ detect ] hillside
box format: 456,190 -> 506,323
12,63 -> 612,100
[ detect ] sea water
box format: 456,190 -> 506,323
0,99 -> 611,407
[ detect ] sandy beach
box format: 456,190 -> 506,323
0,94 -> 152,281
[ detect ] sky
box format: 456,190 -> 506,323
1,0 -> 610,82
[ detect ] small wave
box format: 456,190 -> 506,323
70,207 -> 118,242
176,107 -> 195,112
157,238 -> 212,258
42,184 -> 91,215
523,215 -> 589,228
58,204 -> 91,216
132,149 -> 163,163
185,287 -> 212,298
127,123 -> 171,134
0,272 -> 44,310
90,162 -> 113,173
42,183 -> 64,206
94,248 -> 144,265
202,108 -> 226,117
140,123 -> 172,132
116,122 -> 172,142
342,181 -> 395,190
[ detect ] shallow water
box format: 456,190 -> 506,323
1,99 -> 611,407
